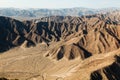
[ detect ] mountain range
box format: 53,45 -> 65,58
0,7 -> 120,20
0,9 -> 120,80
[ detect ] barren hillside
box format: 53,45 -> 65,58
0,11 -> 120,80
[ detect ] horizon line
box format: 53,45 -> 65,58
0,7 -> 120,10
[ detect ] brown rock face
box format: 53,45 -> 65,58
91,55 -> 120,80
0,16 -> 27,52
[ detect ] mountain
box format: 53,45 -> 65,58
0,7 -> 120,20
0,11 -> 120,80
0,16 -> 27,52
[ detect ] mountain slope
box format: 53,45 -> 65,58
0,16 -> 27,52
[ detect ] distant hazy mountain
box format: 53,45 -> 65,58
0,7 -> 120,19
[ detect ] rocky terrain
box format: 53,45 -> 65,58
0,11 -> 120,80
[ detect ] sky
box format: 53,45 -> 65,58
0,0 -> 120,9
